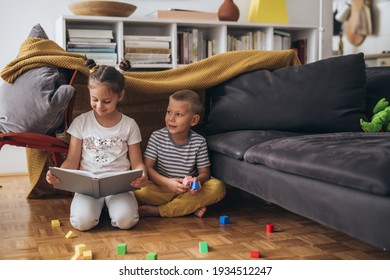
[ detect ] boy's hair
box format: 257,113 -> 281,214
170,90 -> 202,115
85,59 -> 131,95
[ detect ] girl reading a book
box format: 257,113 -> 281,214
46,59 -> 148,231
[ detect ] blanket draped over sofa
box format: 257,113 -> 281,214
0,37 -> 300,198
1,37 -> 300,92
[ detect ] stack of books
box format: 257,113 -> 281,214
124,35 -> 172,64
227,30 -> 266,52
177,29 -> 214,65
67,29 -> 117,64
273,30 -> 291,51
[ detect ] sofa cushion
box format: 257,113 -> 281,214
206,53 -> 367,135
207,130 -> 302,160
365,67 -> 390,119
243,132 -> 390,196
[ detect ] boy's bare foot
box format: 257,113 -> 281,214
138,205 -> 160,217
194,207 -> 207,218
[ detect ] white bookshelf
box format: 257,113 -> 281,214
55,15 -> 321,69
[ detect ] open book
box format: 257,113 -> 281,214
49,167 -> 143,198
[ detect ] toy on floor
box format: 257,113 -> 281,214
250,251 -> 261,258
266,223 -> 274,233
51,219 -> 60,228
146,252 -> 158,260
199,241 -> 209,253
117,243 -> 127,255
360,98 -> 390,132
219,215 -> 230,224
65,230 -> 77,239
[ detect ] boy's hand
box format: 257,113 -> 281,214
189,178 -> 202,195
46,170 -> 60,185
169,178 -> 189,194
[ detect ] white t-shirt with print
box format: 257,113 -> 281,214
67,110 -> 141,173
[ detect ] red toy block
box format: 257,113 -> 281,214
266,223 -> 274,233
250,251 -> 261,258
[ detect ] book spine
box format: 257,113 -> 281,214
124,41 -> 170,49
124,47 -> 172,54
123,35 -> 171,42
92,179 -> 100,199
68,29 -> 114,39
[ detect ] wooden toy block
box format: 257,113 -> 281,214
75,244 -> 87,256
117,243 -> 127,255
70,254 -> 79,260
190,181 -> 199,190
199,241 -> 208,253
65,230 -> 77,239
219,215 -> 230,224
83,250 -> 93,260
183,176 -> 193,186
250,251 -> 261,258
146,252 -> 158,260
266,223 -> 274,233
51,219 -> 60,228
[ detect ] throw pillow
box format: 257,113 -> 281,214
206,53 -> 367,135
0,66 -> 75,135
0,24 -> 75,135
364,67 -> 390,119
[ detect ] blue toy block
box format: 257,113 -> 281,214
190,181 -> 199,190
219,215 -> 230,224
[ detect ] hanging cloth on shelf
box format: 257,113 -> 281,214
345,0 -> 373,46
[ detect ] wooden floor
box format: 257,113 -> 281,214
1,174 -> 389,260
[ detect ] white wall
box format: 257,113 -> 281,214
0,0 -> 331,174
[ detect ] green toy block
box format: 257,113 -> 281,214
117,243 -> 127,255
146,252 -> 158,260
199,241 -> 208,253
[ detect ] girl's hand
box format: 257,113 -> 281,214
131,173 -> 148,188
46,170 -> 60,185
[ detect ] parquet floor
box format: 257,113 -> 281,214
1,174 -> 389,260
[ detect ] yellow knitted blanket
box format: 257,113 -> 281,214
1,37 -> 301,94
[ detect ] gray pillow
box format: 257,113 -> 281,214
28,23 -> 49,39
206,53 -> 367,134
0,67 -> 75,135
0,24 -> 75,135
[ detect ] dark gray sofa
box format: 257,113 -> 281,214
205,53 -> 390,250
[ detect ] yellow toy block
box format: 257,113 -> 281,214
83,250 -> 93,260
70,254 -> 79,260
65,230 -> 77,239
51,219 -> 60,228
75,244 -> 87,256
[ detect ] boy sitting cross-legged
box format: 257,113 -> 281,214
134,89 -> 226,218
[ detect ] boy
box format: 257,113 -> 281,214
134,90 -> 226,217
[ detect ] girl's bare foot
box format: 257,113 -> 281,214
194,207 -> 207,218
138,205 -> 160,217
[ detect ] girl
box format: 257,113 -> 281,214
46,59 -> 147,231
